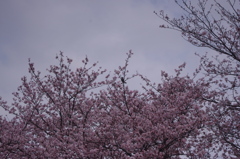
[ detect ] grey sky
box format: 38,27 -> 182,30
0,0 -> 208,112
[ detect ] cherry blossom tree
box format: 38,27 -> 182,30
155,0 -> 240,157
0,51 -> 209,158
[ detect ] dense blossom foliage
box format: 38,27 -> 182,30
0,51 -> 210,158
155,0 -> 240,158
0,0 -> 239,158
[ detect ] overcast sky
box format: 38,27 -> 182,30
0,0 -> 211,112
